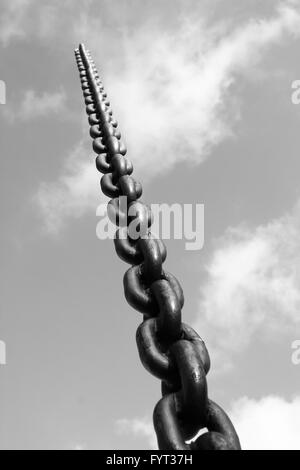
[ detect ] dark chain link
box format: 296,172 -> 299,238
75,43 -> 241,451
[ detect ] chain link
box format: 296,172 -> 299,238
75,43 -> 241,451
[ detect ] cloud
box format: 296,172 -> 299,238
103,2 -> 300,176
72,444 -> 86,450
33,2 -> 300,232
4,89 -> 67,122
4,1 -> 300,168
0,0 -> 76,46
115,417 -> 157,450
116,395 -> 300,450
34,141 -> 101,234
196,201 -> 300,370
0,0 -> 33,46
0,0 -> 93,46
230,395 -> 300,450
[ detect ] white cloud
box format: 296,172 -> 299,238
116,395 -> 300,450
13,1 -> 300,166
34,2 -> 300,232
116,417 -> 157,450
231,395 -> 300,450
104,2 -> 300,177
4,89 -> 67,122
196,202 -> 300,369
34,141 -> 101,234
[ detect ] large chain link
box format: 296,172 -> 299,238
75,43 -> 241,451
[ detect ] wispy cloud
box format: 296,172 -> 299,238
196,201 -> 300,370
105,2 -> 300,176
0,0 -> 92,46
34,2 -> 300,232
3,89 -> 67,122
230,395 -> 300,450
116,417 -> 157,450
34,141 -> 101,234
116,395 -> 300,450
0,0 -> 33,46
71,444 -> 87,450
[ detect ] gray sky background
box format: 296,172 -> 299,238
1,0 -> 300,450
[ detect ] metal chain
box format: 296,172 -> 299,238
74,43 -> 241,451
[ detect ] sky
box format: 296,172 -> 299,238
1,0 -> 300,450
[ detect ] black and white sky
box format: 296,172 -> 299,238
1,0 -> 300,450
